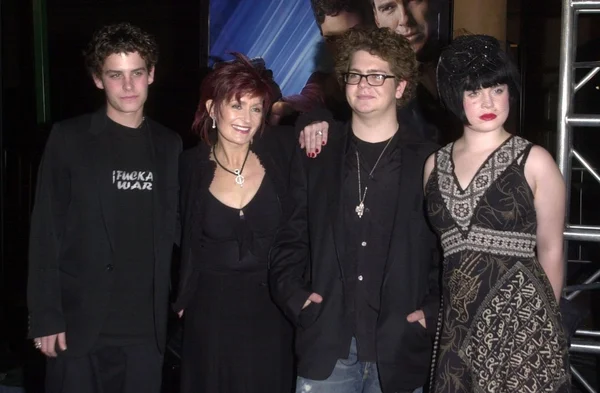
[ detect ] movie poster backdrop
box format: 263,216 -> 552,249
209,0 -> 452,101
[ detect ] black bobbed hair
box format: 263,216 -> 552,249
436,34 -> 521,125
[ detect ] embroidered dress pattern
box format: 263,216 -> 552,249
426,136 -> 571,393
436,136 -> 530,234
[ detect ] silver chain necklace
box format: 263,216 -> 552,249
355,136 -> 394,218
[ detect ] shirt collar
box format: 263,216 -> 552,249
344,120 -> 405,159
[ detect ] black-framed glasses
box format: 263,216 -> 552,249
343,72 -> 396,86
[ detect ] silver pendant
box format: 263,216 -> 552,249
234,169 -> 245,187
355,202 -> 365,218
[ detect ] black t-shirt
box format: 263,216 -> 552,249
100,117 -> 155,342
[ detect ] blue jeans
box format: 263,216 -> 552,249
296,337 -> 423,393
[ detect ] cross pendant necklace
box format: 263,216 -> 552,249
355,150 -> 368,218
355,184 -> 368,218
354,135 -> 394,218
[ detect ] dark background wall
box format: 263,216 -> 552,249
43,0 -> 209,131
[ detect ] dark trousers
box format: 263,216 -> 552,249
45,339 -> 163,393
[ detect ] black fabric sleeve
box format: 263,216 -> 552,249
419,142 -> 442,336
172,151 -> 199,313
27,124 -> 70,338
268,144 -> 313,327
294,107 -> 337,137
421,235 -> 442,336
173,136 -> 183,248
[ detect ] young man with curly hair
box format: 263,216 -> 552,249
27,22 -> 181,393
270,26 -> 440,393
294,0 -> 441,155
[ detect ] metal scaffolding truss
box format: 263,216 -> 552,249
557,0 -> 600,391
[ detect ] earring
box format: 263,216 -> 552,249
212,117 -> 216,129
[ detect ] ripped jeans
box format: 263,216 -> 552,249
295,337 -> 423,393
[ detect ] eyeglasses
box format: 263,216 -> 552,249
343,73 -> 396,86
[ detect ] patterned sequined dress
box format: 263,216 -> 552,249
425,136 -> 570,393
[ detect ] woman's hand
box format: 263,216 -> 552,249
35,332 -> 67,357
299,121 -> 329,158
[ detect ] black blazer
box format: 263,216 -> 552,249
27,109 -> 182,356
174,126 -> 298,312
269,122 -> 441,392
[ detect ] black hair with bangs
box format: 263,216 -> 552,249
436,34 -> 521,125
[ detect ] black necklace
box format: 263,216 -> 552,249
212,144 -> 251,187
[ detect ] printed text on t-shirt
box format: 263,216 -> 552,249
112,170 -> 154,191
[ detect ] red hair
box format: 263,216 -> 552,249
192,52 -> 274,144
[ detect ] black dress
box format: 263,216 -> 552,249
425,136 -> 570,392
176,129 -> 298,393
179,177 -> 294,393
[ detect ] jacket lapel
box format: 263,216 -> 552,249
325,126 -> 350,266
184,145 -> 215,248
382,143 -> 416,280
251,132 -> 286,199
89,109 -> 117,253
147,122 -> 162,264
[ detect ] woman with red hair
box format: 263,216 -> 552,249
173,53 -> 297,392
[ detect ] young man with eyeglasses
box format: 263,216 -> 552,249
270,26 -> 440,393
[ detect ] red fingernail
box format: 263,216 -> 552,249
322,141 -> 326,145
311,153 -> 315,158
316,149 -> 320,153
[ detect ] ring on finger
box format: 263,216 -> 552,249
316,130 -> 323,136
34,340 -> 42,349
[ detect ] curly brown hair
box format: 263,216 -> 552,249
334,26 -> 417,107
83,23 -> 159,77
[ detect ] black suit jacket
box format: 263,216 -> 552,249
27,109 -> 182,356
269,122 -> 441,392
